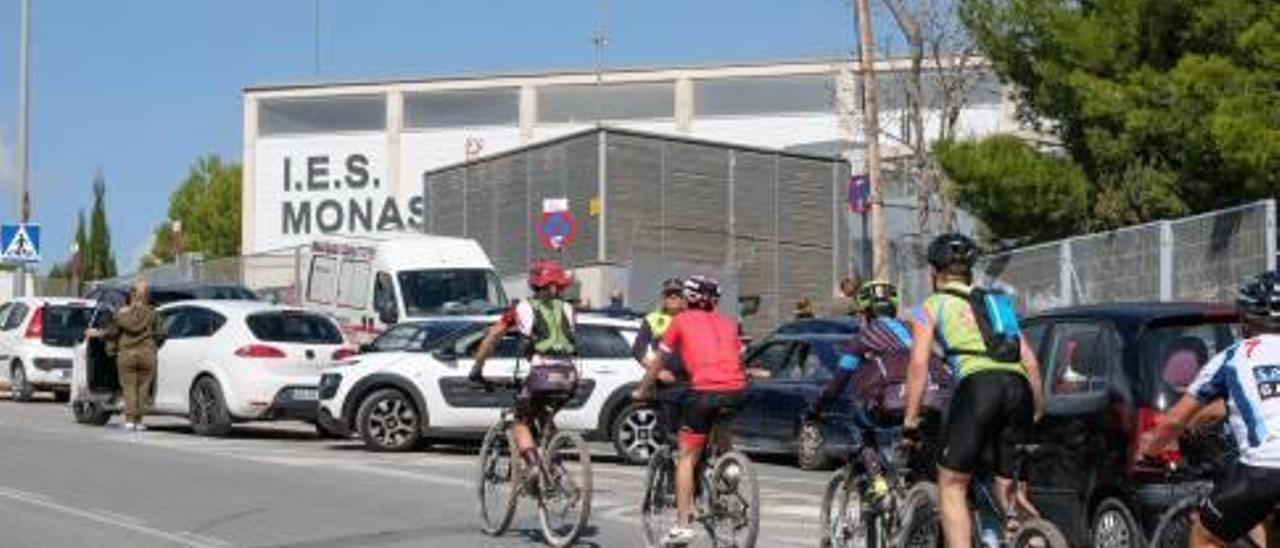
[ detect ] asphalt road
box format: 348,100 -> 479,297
0,396 -> 830,548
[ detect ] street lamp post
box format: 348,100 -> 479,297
13,0 -> 32,297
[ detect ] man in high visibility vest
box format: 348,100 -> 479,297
631,278 -> 687,443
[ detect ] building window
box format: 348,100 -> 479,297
538,82 -> 674,124
404,88 -> 520,129
259,94 -> 386,136
694,74 -> 832,117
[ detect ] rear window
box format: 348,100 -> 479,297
43,305 -> 92,346
246,312 -> 343,344
1141,318 -> 1241,406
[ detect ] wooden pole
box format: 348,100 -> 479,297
854,0 -> 889,280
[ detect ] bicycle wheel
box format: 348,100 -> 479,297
1150,495 -> 1199,548
477,420 -> 518,536
538,430 -> 593,548
894,482 -> 940,548
703,450 -> 759,548
1010,518 -> 1070,548
641,448 -> 677,548
819,466 -> 866,548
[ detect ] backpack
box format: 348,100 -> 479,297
942,286 -> 1023,364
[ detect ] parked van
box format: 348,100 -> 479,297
301,233 -> 508,342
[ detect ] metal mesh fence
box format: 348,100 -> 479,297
960,200 -> 1277,314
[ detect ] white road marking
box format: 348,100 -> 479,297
0,486 -> 230,548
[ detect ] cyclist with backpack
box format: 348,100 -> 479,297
470,260 -> 579,485
902,233 -> 1045,548
1142,271 -> 1280,547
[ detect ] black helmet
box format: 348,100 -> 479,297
1238,271 -> 1280,330
661,278 -> 684,297
927,233 -> 981,271
682,275 -> 721,309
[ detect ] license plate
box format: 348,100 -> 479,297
293,388 -> 319,401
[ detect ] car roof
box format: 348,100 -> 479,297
1029,302 -> 1238,326
7,297 -> 94,307
158,299 -> 312,316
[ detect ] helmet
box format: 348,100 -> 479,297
1238,271 -> 1280,329
661,278 -> 685,297
927,233 -> 981,271
682,275 -> 721,309
528,260 -> 572,290
855,280 -> 900,316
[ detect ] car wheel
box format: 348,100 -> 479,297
356,388 -> 421,452
188,377 -> 233,437
611,402 -> 662,465
1093,497 -> 1144,548
10,363 -> 32,402
797,420 -> 833,471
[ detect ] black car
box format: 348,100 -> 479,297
1023,302 -> 1240,547
734,317 -> 858,470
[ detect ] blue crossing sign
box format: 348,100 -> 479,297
1,223 -> 40,263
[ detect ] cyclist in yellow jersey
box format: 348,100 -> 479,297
902,233 -> 1045,548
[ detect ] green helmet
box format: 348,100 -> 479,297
855,280 -> 900,317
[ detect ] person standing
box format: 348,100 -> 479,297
98,278 -> 162,431
631,278 -> 688,444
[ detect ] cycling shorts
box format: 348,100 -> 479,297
1199,462 -> 1280,542
514,363 -> 577,421
939,370 -> 1033,477
677,390 -> 745,451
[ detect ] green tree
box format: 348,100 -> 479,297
86,172 -> 118,280
935,135 -> 1091,245
146,155 -> 241,266
954,0 -> 1280,235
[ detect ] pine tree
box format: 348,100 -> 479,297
87,172 -> 117,280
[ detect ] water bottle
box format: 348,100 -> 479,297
979,517 -> 1001,548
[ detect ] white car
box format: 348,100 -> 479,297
318,314 -> 661,463
0,297 -> 94,402
72,299 -> 354,435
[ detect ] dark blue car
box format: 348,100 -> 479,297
733,318 -> 858,470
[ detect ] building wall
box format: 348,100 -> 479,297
244,58 -> 1012,255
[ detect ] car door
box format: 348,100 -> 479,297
1027,319 -> 1119,542
559,324 -> 635,429
0,302 -> 14,373
0,303 -> 30,381
154,307 -> 203,413
442,329 -> 523,428
738,339 -> 801,452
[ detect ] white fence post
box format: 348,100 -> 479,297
1159,221 -> 1174,301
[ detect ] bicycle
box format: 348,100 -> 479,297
818,414 -> 938,548
475,363 -> 593,548
1147,463 -> 1265,548
639,411 -> 760,548
900,443 -> 1070,548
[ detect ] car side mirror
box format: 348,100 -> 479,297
433,346 -> 458,362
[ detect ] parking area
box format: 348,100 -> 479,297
0,397 -> 829,548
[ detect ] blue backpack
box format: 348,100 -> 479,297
942,286 -> 1023,364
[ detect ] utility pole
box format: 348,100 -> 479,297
854,0 -> 888,280
313,0 -> 321,76
15,0 -> 32,297
592,0 -> 609,124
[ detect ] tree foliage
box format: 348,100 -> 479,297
949,0 -> 1280,240
84,173 -> 118,280
145,155 -> 241,266
935,135 -> 1090,245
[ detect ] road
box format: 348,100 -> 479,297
0,397 -> 830,548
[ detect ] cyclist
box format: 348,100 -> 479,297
803,281 -> 949,504
643,275 -> 747,547
902,233 -> 1045,548
1142,270 -> 1280,547
631,278 -> 688,444
470,260 -> 578,485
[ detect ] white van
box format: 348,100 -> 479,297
301,234 -> 508,342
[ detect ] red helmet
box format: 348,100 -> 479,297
528,260 -> 572,290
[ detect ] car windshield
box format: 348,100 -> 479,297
246,311 -> 344,344
42,305 -> 91,347
397,269 -> 508,317
1141,317 -> 1241,408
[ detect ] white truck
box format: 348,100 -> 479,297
299,233 -> 508,342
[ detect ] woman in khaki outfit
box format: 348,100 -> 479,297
89,279 -> 162,431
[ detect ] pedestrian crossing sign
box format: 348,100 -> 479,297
1,223 -> 40,263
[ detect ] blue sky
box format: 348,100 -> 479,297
0,0 -> 883,271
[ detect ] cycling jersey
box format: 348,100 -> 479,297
659,309 -> 745,393
913,281 -> 1025,379
507,298 -> 576,366
1188,334 -> 1280,469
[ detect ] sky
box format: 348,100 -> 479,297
0,0 -> 885,272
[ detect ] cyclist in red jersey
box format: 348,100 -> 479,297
644,275 -> 747,547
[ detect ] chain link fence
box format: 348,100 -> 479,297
958,200 -> 1277,314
